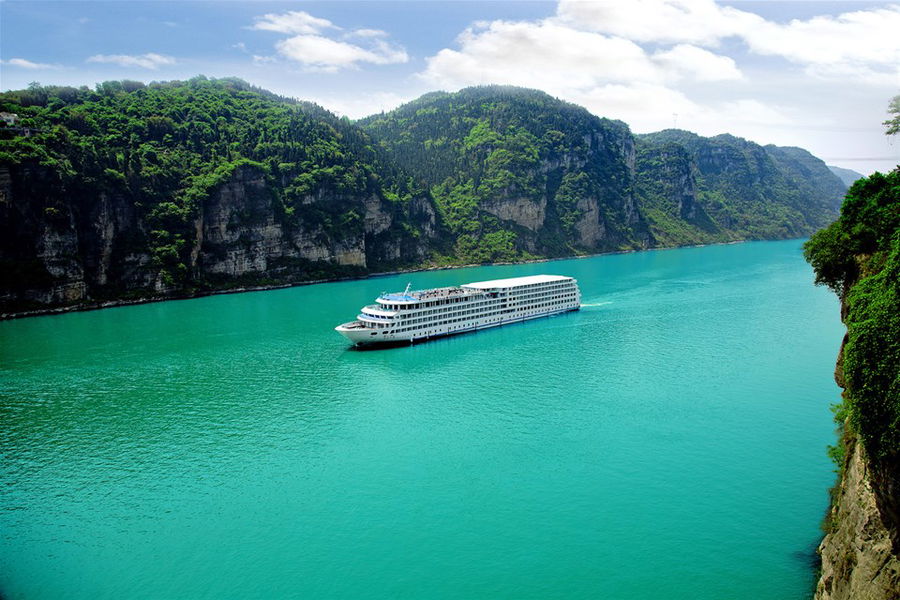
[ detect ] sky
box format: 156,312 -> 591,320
1,1 -> 898,175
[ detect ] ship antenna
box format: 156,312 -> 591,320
404,282 -> 412,295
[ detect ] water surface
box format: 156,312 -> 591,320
0,239 -> 843,599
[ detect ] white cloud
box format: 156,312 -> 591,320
348,28 -> 388,39
86,53 -> 175,70
421,20 -> 664,90
743,6 -> 900,82
557,0 -> 759,46
416,12 -> 795,141
558,0 -> 900,84
652,44 -> 742,82
420,19 -> 742,91
251,10 -> 408,72
275,35 -> 407,72
1,57 -> 59,69
250,10 -> 336,35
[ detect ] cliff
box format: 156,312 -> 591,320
0,78 -> 435,315
0,79 -> 850,315
816,433 -> 900,599
637,131 -> 846,244
805,169 -> 900,600
360,86 -> 651,261
0,162 -> 433,313
362,88 -> 846,260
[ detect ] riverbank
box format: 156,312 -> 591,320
1,239 -> 757,321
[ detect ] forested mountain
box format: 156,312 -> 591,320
635,130 -> 846,245
360,87 -> 644,261
0,77 -> 435,313
0,79 -> 847,315
362,87 -> 846,254
828,165 -> 866,188
805,168 -> 900,598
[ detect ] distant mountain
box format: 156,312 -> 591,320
0,80 -> 847,315
634,130 -> 845,245
360,86 -> 647,260
362,88 -> 846,251
827,165 -> 866,188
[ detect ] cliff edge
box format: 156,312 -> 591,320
805,165 -> 900,600
816,432 -> 900,599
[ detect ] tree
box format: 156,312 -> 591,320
885,95 -> 900,136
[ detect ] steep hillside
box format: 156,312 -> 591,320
0,77 -> 435,314
0,81 -> 849,315
360,86 -> 649,261
361,88 -> 845,257
828,165 -> 865,188
805,169 -> 900,599
635,130 -> 846,245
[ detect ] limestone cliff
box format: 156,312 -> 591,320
636,131 -> 846,244
816,432 -> 900,599
360,86 -> 653,259
0,163 -> 434,314
813,279 -> 900,600
0,79 -> 849,315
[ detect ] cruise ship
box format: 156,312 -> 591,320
335,274 -> 581,345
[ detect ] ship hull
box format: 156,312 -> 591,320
336,305 -> 580,346
335,274 -> 582,347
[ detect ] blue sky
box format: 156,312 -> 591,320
1,1 -> 898,174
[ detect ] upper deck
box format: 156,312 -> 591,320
377,286 -> 483,307
375,275 -> 575,309
463,274 -> 573,291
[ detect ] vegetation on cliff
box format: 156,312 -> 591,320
638,130 -> 845,243
362,87 -> 846,258
805,169 -> 900,465
360,86 -> 640,261
804,96 -> 900,557
0,77 -> 429,308
0,79 -> 849,314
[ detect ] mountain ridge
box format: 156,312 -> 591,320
0,78 -> 847,315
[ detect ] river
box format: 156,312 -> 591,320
0,239 -> 844,599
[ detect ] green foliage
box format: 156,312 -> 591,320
636,131 -> 846,244
361,85 -> 636,258
842,233 -> 900,462
884,95 -> 900,136
0,77 -> 428,297
805,167 -> 900,465
803,221 -> 855,295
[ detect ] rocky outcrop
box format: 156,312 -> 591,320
193,166 -> 369,279
482,194 -> 547,231
0,163 -> 435,315
814,293 -> 900,600
815,436 -> 900,599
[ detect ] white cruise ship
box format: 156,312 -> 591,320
335,274 -> 581,345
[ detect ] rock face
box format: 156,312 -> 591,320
635,131 -> 847,244
0,163 -> 434,314
814,293 -> 900,600
362,87 -> 843,260
0,82 -> 849,315
360,87 -> 652,258
815,436 -> 900,600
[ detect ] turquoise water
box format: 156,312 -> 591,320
0,239 -> 844,599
